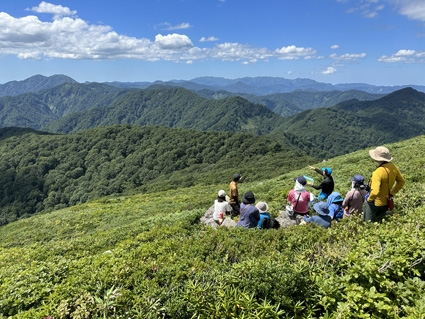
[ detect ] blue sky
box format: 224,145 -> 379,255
1,0 -> 425,85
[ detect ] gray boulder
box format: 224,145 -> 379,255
200,205 -> 237,228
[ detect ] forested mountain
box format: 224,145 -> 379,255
2,74 -> 424,162
42,87 -> 285,134
197,89 -> 384,116
0,93 -> 59,129
38,82 -> 129,117
0,78 -> 384,131
0,74 -> 75,97
0,125 -> 312,225
0,82 -> 130,129
272,87 -> 425,159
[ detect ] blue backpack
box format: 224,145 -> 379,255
333,204 -> 344,220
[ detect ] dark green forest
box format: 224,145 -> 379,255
42,87 -> 284,135
0,125 -> 312,225
272,88 -> 425,159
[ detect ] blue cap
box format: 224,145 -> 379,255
322,167 -> 332,175
350,174 -> 364,184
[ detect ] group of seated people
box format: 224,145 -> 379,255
213,167 -> 368,229
288,166 -> 368,228
213,188 -> 273,228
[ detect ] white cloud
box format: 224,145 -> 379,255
342,0 -> 385,18
274,45 -> 317,60
157,22 -> 192,30
200,36 -> 219,42
28,1 -> 76,18
322,67 -> 337,74
378,49 -> 425,62
330,52 -> 366,61
343,0 -> 425,22
0,2 -> 326,65
395,0 -> 425,21
154,34 -> 193,50
331,44 -> 340,49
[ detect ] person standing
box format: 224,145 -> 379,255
229,174 -> 242,215
364,146 -> 405,222
307,166 -> 334,200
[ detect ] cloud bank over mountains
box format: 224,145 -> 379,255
0,1 -> 388,65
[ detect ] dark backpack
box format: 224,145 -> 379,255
262,217 -> 280,229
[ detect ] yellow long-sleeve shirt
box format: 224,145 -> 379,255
367,162 -> 405,206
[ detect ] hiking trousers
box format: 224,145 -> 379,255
363,201 -> 387,222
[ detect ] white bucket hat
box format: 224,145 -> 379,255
369,146 -> 392,162
255,202 -> 269,213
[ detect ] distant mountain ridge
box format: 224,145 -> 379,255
2,74 -> 425,98
108,76 -> 425,95
0,74 -> 76,97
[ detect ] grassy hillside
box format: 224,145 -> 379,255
0,136 -> 424,318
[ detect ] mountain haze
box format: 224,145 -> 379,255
118,76 -> 425,95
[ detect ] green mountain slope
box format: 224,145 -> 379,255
39,82 -> 128,117
272,87 -> 425,159
0,74 -> 76,97
42,87 -> 285,135
0,82 -> 130,129
197,89 -> 384,117
0,136 -> 423,318
0,94 -> 58,129
0,125 -> 312,225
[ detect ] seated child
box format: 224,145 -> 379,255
256,202 -> 271,229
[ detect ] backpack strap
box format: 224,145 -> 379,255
294,192 -> 302,210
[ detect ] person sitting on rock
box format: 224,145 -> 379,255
213,189 -> 232,225
236,191 -> 260,228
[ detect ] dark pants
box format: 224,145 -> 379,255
363,201 -> 388,222
230,203 -> 240,216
